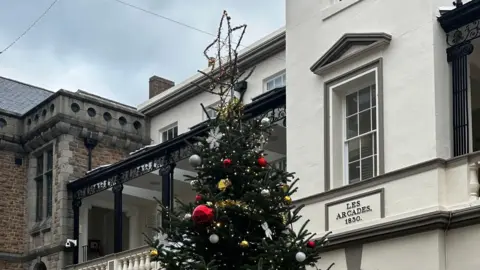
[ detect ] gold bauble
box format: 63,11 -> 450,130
284,196 -> 292,204
217,179 -> 231,191
282,184 -> 289,193
239,240 -> 249,248
150,249 -> 158,257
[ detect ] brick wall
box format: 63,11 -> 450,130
0,261 -> 24,270
69,137 -> 128,176
0,150 -> 27,254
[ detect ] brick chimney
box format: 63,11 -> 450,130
149,76 -> 175,98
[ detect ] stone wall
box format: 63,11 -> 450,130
0,150 -> 27,254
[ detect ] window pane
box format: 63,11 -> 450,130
37,155 -> 43,175
348,161 -> 360,184
374,155 -> 378,177
346,116 -> 358,139
173,126 -> 178,137
371,85 -> 376,106
372,107 -> 377,130
359,110 -> 371,134
36,179 -> 43,221
162,131 -> 167,142
358,87 -> 371,111
46,173 -> 52,217
167,129 -> 173,140
266,81 -> 274,91
373,133 -> 377,155
348,139 -> 360,162
274,76 -> 282,87
46,150 -> 53,171
361,134 -> 373,157
282,73 -> 286,85
361,156 -> 374,180
346,93 -> 357,116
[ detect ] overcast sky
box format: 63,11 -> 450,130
0,0 -> 284,107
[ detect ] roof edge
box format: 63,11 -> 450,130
138,28 -> 286,116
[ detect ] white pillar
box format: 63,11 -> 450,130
79,203 -> 91,262
127,209 -> 139,249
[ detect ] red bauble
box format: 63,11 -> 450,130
307,241 -> 316,248
195,194 -> 202,201
258,157 -> 267,167
223,159 -> 232,167
192,205 -> 214,224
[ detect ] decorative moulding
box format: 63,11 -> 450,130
310,32 -> 392,76
321,0 -> 364,21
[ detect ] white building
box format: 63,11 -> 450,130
66,0 -> 480,269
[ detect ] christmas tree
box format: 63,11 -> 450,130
147,11 -> 333,270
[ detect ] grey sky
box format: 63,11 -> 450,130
0,0 -> 284,107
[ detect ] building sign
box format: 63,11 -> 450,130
325,189 -> 385,230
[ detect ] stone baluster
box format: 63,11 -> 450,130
128,257 -> 134,270
133,254 -> 139,270
122,258 -> 128,270
144,253 -> 151,270
469,162 -> 480,201
138,253 -> 145,270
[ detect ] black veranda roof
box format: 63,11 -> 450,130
67,86 -> 286,192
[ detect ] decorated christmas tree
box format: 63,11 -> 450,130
147,11 -> 333,270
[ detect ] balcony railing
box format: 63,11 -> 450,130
271,157 -> 287,171
64,245 -> 162,270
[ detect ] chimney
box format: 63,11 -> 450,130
149,76 -> 175,98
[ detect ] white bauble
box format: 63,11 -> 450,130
189,154 -> 202,167
260,189 -> 270,196
260,117 -> 271,126
184,213 -> 192,219
209,234 -> 219,244
295,251 -> 306,262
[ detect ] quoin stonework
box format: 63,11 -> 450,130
0,77 -> 149,269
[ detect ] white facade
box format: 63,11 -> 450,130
286,0 -> 480,269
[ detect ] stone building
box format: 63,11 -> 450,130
0,76 -> 149,269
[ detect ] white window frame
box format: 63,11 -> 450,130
159,122 -> 178,143
202,101 -> 221,121
264,71 -> 286,92
329,68 -> 380,186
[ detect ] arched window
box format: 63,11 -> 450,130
34,261 -> 47,270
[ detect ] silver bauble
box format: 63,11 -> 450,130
295,251 -> 306,262
184,213 -> 192,219
190,180 -> 199,187
209,234 -> 219,244
189,154 -> 202,167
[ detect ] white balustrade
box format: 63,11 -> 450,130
65,245 -> 163,270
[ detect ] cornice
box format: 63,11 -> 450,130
0,114 -> 149,153
320,206 -> 480,251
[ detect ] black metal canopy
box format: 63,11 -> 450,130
67,86 -> 286,200
438,0 -> 480,32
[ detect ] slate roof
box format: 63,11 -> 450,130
0,76 -> 54,115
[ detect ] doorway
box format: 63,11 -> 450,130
86,206 -> 130,260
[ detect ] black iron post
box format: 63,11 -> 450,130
448,42 -> 474,156
72,198 -> 82,264
112,183 -> 124,253
161,162 -> 176,229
